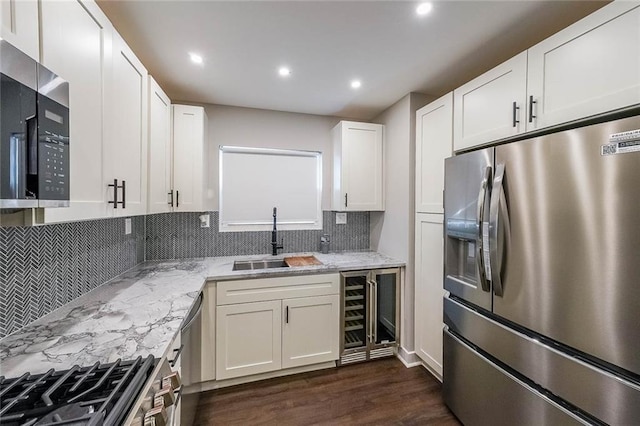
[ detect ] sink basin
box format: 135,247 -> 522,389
232,259 -> 289,271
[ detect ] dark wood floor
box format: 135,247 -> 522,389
194,358 -> 461,425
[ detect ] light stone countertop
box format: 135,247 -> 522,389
0,251 -> 403,377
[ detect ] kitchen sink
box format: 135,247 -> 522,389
232,259 -> 289,271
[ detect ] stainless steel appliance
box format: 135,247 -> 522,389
443,114 -> 640,425
0,40 -> 69,209
0,356 -> 155,425
339,269 -> 400,365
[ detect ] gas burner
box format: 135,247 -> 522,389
0,356 -> 155,426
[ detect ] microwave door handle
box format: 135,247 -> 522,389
476,166 -> 492,292
489,163 -> 510,297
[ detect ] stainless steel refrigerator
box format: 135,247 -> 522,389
443,114 -> 640,425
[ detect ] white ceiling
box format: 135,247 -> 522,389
96,0 -> 607,120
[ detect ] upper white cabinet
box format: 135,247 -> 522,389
416,93 -> 453,214
414,213 -> 444,379
1,0 -> 39,60
147,76 -> 172,214
171,105 -> 210,212
453,52 -> 527,151
104,32 -> 148,217
527,2 -> 640,131
37,0 -> 112,224
332,121 -> 384,211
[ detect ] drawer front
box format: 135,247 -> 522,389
217,273 -> 340,305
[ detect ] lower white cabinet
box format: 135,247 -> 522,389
215,274 -> 340,381
216,300 -> 282,380
414,213 -> 444,379
282,295 -> 340,369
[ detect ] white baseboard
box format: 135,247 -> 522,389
396,346 -> 422,368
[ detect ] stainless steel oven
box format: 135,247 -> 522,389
0,40 -> 69,209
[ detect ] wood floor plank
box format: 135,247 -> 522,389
194,358 -> 461,425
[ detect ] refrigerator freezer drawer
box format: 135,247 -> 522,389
443,330 -> 589,426
445,297 -> 640,425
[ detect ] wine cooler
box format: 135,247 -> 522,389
339,268 -> 400,365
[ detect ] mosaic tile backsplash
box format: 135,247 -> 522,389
0,211 -> 369,338
145,211 -> 370,260
0,217 -> 145,338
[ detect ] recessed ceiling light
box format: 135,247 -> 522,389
416,2 -> 433,16
189,52 -> 203,64
351,80 -> 362,89
278,66 -> 291,77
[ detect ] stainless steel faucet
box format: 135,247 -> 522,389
271,207 -> 284,256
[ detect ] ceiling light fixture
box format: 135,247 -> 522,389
189,52 -> 203,64
351,80 -> 362,89
278,66 -> 291,77
416,2 -> 433,16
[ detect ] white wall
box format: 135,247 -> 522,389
370,92 -> 431,356
201,104 -> 343,211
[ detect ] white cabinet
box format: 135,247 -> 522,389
527,2 -> 640,131
282,295 -> 340,369
216,300 -> 283,380
37,0 -> 112,223
105,31 -> 148,217
1,0 -> 39,60
147,76 -> 172,214
332,121 -> 384,211
453,52 -> 527,151
415,93 -> 453,214
171,105 -> 210,212
414,213 -> 444,379
215,274 -> 340,381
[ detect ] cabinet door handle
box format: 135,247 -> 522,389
121,180 -> 126,209
345,193 -> 348,208
512,102 -> 520,128
108,179 -> 119,209
176,190 -> 179,208
168,190 -> 174,207
285,305 -> 289,324
528,96 -> 537,123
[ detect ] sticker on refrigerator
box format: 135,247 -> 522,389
602,129 -> 640,156
482,222 -> 492,277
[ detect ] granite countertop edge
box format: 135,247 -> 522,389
0,251 -> 404,377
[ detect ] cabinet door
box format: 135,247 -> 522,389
282,295 -> 340,369
414,213 -> 444,379
148,76 -> 172,214
416,93 -> 453,214
527,3 -> 640,131
216,300 -> 282,380
1,0 -> 38,60
38,0 -> 112,223
453,52 -> 527,151
334,121 -> 384,211
105,32 -> 148,217
172,105 -> 207,212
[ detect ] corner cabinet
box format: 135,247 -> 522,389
215,274 -> 340,381
331,121 -> 384,211
453,52 -> 527,152
416,93 -> 453,214
147,76 -> 172,214
526,2 -> 640,131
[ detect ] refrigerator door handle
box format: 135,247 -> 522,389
367,280 -> 375,344
489,163 -> 509,297
476,166 -> 492,292
372,279 -> 378,344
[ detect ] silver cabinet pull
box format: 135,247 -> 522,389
512,102 -> 520,128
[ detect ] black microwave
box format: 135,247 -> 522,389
0,40 -> 70,209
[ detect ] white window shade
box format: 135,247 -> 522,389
219,146 -> 322,231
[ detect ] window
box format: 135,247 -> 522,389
219,146 -> 322,232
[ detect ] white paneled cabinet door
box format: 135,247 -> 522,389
147,76 -> 172,213
107,32 -> 148,216
453,52 -> 527,152
415,213 -> 444,379
332,121 -> 384,211
282,295 -> 340,369
527,3 -> 640,131
1,0 -> 38,60
38,0 -> 111,223
172,105 -> 208,212
216,300 -> 282,380
416,93 -> 453,214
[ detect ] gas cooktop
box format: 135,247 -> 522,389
0,355 -> 155,426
